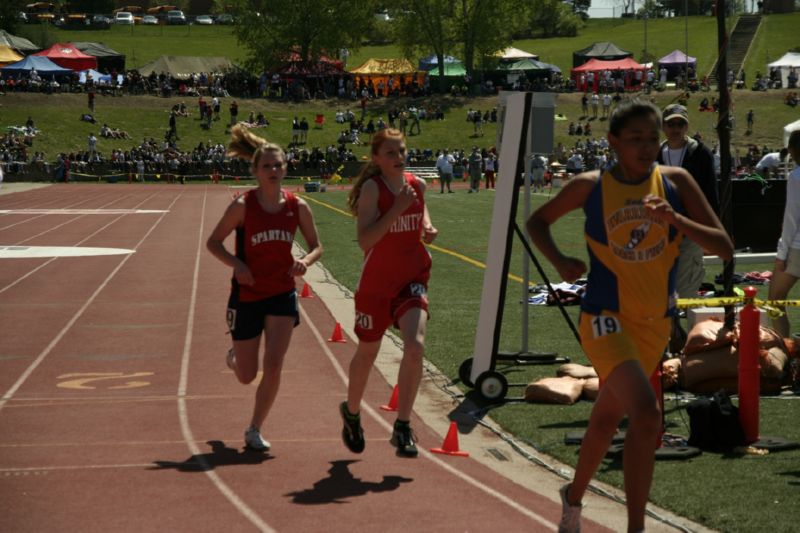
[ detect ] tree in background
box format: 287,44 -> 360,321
0,0 -> 26,34
393,0 -> 522,87
393,0 -> 457,92
525,0 -> 580,38
228,0 -> 376,72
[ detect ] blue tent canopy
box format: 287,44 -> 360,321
79,69 -> 113,84
419,54 -> 460,71
1,55 -> 73,77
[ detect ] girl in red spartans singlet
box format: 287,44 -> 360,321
207,125 -> 322,452
339,128 -> 438,458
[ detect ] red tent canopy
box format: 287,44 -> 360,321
33,42 -> 97,71
571,57 -> 647,93
572,57 -> 644,72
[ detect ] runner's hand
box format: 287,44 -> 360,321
395,184 -> 417,211
234,261 -> 255,285
422,225 -> 438,244
289,259 -> 308,276
555,256 -> 586,283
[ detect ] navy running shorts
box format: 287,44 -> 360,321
227,289 -> 300,341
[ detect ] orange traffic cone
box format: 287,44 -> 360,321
300,282 -> 313,298
430,421 -> 469,457
328,322 -> 346,343
380,385 -> 399,412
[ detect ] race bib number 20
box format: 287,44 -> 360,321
591,315 -> 621,338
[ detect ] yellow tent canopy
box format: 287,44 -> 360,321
350,58 -> 417,75
349,58 -> 424,96
0,44 -> 23,67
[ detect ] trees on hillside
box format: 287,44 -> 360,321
227,0 -> 376,72
0,0 -> 27,33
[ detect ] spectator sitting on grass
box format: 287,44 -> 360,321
785,92 -> 798,107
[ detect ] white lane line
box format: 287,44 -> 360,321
0,192 -> 184,410
1,463 -> 157,473
0,209 -> 168,215
0,193 -> 158,295
0,192 -> 130,232
298,304 -> 558,530
177,186 -> 276,533
0,246 -> 134,258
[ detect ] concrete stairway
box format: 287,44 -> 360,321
705,14 -> 761,86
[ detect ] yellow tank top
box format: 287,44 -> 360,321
582,165 -> 683,319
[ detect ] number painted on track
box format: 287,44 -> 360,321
57,372 -> 153,390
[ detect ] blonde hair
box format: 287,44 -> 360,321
226,124 -> 285,168
347,128 -> 405,215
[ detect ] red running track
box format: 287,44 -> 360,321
0,184 -> 624,532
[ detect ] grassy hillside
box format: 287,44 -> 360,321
15,13 -> 799,76
0,89 -> 790,164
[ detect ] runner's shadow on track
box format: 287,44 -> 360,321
149,440 -> 273,472
285,460 -> 412,504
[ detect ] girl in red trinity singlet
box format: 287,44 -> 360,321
207,125 -> 322,452
338,128 -> 438,458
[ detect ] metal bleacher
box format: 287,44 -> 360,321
407,166 -> 439,181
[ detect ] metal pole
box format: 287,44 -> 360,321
521,113 -> 533,353
685,0 -> 689,89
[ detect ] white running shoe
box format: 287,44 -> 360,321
558,483 -> 582,533
226,348 -> 237,371
244,426 -> 270,451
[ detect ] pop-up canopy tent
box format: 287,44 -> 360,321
501,58 -> 561,73
426,61 -> 467,77
571,57 -> 646,92
785,118 -> 800,147
350,58 -> 424,96
495,47 -> 539,61
658,49 -> 697,80
0,44 -> 23,67
79,69 -> 113,85
137,56 -> 236,79
34,43 -> 97,71
768,52 -> 800,89
72,42 -> 126,73
573,41 -> 632,67
418,54 -> 460,71
0,30 -> 38,53
1,55 -> 73,78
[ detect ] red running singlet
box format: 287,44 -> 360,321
233,189 -> 299,302
357,173 -> 431,297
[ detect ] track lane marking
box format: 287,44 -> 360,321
0,191 -> 183,409
177,185 -> 276,533
0,193 -> 160,295
298,304 -> 558,530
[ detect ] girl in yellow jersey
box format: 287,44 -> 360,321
526,99 -> 732,533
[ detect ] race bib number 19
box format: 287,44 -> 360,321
591,315 -> 621,338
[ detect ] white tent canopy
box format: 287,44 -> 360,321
785,118 -> 800,147
495,47 -> 539,60
768,52 -> 800,89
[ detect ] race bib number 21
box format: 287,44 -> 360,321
591,316 -> 621,338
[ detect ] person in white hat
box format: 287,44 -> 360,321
657,104 -> 719,350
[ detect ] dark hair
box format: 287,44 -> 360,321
608,99 -> 662,137
788,130 -> 800,161
347,128 -> 405,215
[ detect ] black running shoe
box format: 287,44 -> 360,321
339,401 -> 365,453
390,421 -> 419,457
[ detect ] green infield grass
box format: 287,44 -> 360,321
294,185 -> 800,533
